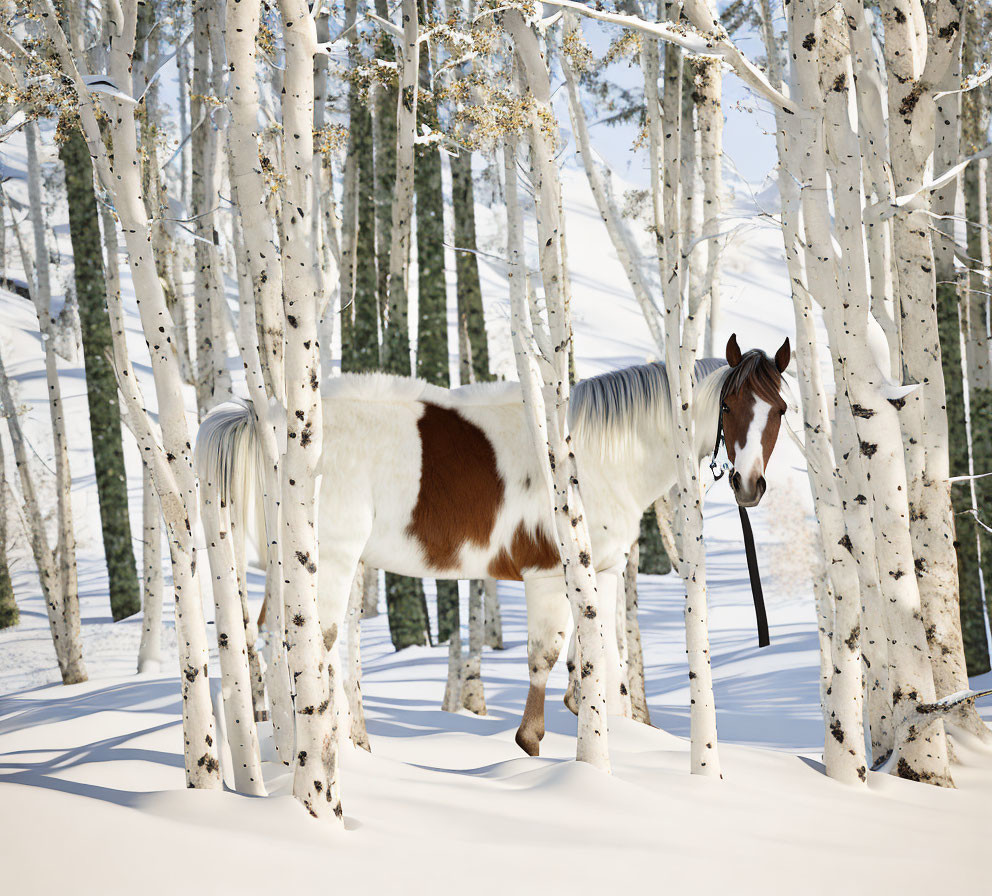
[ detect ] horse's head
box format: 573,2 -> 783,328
720,334 -> 791,508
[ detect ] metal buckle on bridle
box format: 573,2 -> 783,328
710,390 -> 731,482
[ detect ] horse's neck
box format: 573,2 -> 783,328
595,364 -> 727,515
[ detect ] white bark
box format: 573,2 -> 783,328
31,0 -> 224,785
385,0 -> 420,367
441,612 -> 463,714
362,567 -> 380,618
461,580 -> 487,716
345,563 -> 370,751
137,463 -> 163,674
22,123 -> 87,683
505,9 -> 613,770
483,577 -> 503,650
560,13 -> 663,354
278,0 -> 341,821
879,0 -> 972,727
641,21 -> 720,778
695,54 -> 723,358
199,458 -> 266,795
785,0 -> 949,784
225,0 -> 294,765
624,543 -> 650,725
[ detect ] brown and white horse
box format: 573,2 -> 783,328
196,334 -> 791,755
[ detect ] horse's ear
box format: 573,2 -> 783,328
775,337 -> 791,373
726,333 -> 742,367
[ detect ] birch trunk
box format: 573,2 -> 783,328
0,440 -> 16,629
695,56 -> 723,358
624,542 -> 650,725
461,580 -> 487,715
961,10 -> 992,665
225,0 -> 294,764
505,9 -> 613,769
641,16 -> 721,777
483,577 -> 503,650
24,123 -> 86,678
363,567 -> 380,618
35,0 -> 223,784
880,0 -> 976,714
137,464 -> 163,673
345,563 -> 371,750
441,591 -> 463,713
561,13 -> 663,353
0,346 -> 84,682
786,0 -> 949,783
200,462 -> 266,794
278,0 -> 341,820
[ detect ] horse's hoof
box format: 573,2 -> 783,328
515,726 -> 541,757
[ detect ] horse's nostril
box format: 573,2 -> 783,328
731,471 -> 742,490
757,476 -> 766,493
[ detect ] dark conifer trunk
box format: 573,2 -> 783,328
59,127 -> 141,622
376,0 -> 429,649
637,508 -> 672,576
0,439 -> 16,629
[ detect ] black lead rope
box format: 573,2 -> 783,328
711,377 -> 770,649
738,505 -> 770,648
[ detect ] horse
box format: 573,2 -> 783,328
195,333 -> 792,757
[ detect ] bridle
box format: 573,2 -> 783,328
709,376 -> 732,482
710,372 -> 770,649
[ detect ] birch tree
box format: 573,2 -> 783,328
137,464 -> 163,674
277,0 -> 342,821
0,440 -> 15,630
29,0 -> 222,787
503,7 -> 613,770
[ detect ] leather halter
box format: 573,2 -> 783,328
711,373 -> 770,649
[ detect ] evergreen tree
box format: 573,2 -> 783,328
962,12 -> 992,665
0,439 -> 16,629
375,0 -> 430,649
638,508 -> 672,576
414,1 -> 458,641
59,125 -> 141,621
451,150 -> 491,385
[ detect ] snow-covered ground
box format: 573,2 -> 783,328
0,141 -> 989,894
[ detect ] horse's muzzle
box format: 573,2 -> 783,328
731,472 -> 766,508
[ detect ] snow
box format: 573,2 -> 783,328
1,133 -> 990,895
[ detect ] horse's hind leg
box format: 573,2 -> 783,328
318,514 -> 373,749
516,574 -> 570,756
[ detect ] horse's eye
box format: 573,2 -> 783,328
721,404 -> 729,414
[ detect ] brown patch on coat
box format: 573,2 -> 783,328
408,403 -> 504,570
488,523 -> 560,581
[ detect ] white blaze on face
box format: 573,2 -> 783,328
733,398 -> 773,488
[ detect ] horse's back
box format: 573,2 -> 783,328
318,374 -> 552,580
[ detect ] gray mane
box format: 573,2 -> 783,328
569,358 -> 728,456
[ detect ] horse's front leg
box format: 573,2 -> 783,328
516,574 -> 570,757
562,563 -> 631,719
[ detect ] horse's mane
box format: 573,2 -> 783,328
322,353 -> 779,458
568,358 -> 728,458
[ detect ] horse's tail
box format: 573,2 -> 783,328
194,400 -> 267,571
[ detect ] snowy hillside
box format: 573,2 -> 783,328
0,137 -> 989,895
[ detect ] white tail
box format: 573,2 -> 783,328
193,401 -> 267,567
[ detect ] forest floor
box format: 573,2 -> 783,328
0,144 -> 990,894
